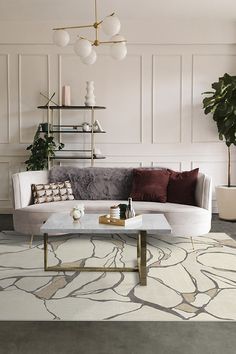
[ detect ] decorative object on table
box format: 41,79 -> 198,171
125,197 -> 135,219
52,0 -> 127,65
62,85 -> 71,106
40,92 -> 59,107
93,119 -> 104,132
118,203 -> 128,219
99,213 -> 142,226
93,147 -> 103,158
25,124 -> 64,170
70,204 -> 85,223
202,73 -> 236,220
109,205 -> 120,220
82,122 -> 91,132
32,181 -> 74,204
85,81 -> 96,106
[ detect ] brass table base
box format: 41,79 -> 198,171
44,231 -> 147,286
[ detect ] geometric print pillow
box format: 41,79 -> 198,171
31,180 -> 75,204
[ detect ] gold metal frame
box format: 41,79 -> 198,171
52,0 -> 126,47
44,231 -> 147,286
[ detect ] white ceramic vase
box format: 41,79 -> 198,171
85,81 -> 96,106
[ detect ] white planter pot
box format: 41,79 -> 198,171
216,185 -> 236,220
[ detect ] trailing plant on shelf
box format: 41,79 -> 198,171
25,124 -> 64,171
202,73 -> 236,187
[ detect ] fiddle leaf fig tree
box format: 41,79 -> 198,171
25,124 -> 64,171
202,73 -> 236,187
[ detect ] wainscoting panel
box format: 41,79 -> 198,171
0,162 -> 10,200
0,54 -> 9,144
18,54 -> 49,143
192,54 -> 236,143
152,55 -> 182,144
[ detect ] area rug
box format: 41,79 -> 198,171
0,231 -> 236,321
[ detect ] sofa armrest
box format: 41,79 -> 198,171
195,173 -> 212,212
12,170 -> 49,209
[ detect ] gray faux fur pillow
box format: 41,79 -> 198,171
49,166 -> 134,200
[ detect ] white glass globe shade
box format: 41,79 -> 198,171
81,49 -> 97,65
102,15 -> 121,36
53,30 -> 70,47
111,43 -> 127,60
74,39 -> 92,58
111,34 -> 125,43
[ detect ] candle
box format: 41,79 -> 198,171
62,85 -> 71,106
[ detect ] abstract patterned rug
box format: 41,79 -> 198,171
0,231 -> 236,321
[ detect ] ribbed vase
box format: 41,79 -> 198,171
85,81 -> 96,106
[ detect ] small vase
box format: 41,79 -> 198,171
70,205 -> 85,223
85,81 -> 96,106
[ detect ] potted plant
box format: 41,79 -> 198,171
25,123 -> 64,170
202,72 -> 236,220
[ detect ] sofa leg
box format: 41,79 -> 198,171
190,236 -> 195,251
29,234 -> 34,248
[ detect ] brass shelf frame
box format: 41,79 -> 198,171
38,105 -> 106,168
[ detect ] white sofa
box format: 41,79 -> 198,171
12,169 -> 212,237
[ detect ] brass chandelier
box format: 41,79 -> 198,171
53,0 -> 127,65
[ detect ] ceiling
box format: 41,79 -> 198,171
0,0 -> 236,22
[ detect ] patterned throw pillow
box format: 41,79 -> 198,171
31,181 -> 75,204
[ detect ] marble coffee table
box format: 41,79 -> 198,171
40,213 -> 172,286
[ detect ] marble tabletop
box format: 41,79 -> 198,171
41,213 -> 172,235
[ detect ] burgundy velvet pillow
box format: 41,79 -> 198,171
167,168 -> 199,206
130,169 -> 170,202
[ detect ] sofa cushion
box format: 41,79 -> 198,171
49,166 -> 134,200
130,169 -> 170,202
167,168 -> 199,206
31,181 -> 74,204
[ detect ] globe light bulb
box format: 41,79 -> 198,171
111,34 -> 125,43
53,30 -> 70,47
111,34 -> 127,61
81,49 -> 97,65
74,38 -> 92,58
102,15 -> 121,36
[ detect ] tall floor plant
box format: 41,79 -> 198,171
202,73 -> 236,187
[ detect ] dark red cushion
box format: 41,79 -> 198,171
167,168 -> 199,205
130,169 -> 170,202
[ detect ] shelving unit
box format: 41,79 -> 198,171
37,105 -> 106,168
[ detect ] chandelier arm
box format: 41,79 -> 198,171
94,0 -> 99,42
96,12 -> 115,27
53,24 -> 94,31
79,36 -> 95,44
99,40 -> 127,44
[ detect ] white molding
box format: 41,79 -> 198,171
0,54 -> 10,144
0,161 -> 10,201
18,53 -> 50,144
152,54 -> 182,144
191,53 -> 236,143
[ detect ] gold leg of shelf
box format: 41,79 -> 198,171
91,107 -> 95,167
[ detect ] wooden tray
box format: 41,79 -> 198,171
99,214 -> 142,226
